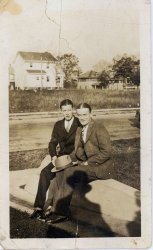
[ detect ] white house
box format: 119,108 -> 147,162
14,51 -> 63,89
9,64 -> 15,90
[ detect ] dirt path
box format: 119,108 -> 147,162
9,112 -> 140,152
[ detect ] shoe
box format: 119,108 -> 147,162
44,206 -> 53,217
45,213 -> 69,224
30,209 -> 46,221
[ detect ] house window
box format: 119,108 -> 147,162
30,63 -> 33,67
47,76 -> 50,82
36,76 -> 39,80
46,63 -> 49,69
42,76 -> 44,79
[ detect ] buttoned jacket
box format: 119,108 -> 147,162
71,119 -> 114,179
49,116 -> 80,158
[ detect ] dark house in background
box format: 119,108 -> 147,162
77,70 -> 100,89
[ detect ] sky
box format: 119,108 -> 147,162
0,0 -> 141,71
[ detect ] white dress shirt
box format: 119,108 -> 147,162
81,124 -> 89,143
64,117 -> 74,132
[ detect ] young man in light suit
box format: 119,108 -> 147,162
46,103 -> 115,223
31,99 -> 80,219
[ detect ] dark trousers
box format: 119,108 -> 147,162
50,164 -> 98,216
34,162 -> 55,209
50,161 -> 115,216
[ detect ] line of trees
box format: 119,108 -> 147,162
58,53 -> 140,89
98,55 -> 140,88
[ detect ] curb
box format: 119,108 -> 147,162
9,108 -> 140,120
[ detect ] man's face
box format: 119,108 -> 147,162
76,108 -> 91,126
61,105 -> 73,121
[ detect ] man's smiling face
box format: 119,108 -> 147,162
76,107 -> 91,126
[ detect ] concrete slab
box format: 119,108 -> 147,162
10,169 -> 39,205
10,156 -> 141,237
70,180 -> 141,237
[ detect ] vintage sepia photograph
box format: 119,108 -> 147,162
0,0 -> 152,249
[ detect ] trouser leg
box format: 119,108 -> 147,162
52,165 -> 97,215
34,162 -> 55,209
44,177 -> 58,211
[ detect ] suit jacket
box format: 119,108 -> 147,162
70,119 -> 115,179
49,116 -> 80,158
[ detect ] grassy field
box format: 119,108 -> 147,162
9,89 -> 140,113
10,137 -> 140,238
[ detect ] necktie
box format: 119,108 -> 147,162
81,127 -> 85,143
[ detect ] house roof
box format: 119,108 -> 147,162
27,70 -> 46,74
18,51 -> 57,62
79,70 -> 99,79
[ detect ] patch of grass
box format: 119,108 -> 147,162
9,89 -> 140,113
10,207 -> 75,238
113,151 -> 140,189
10,207 -> 48,238
10,207 -> 116,238
9,138 -> 140,190
9,148 -> 48,171
112,138 -> 140,189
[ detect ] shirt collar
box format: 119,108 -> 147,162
65,116 -> 74,124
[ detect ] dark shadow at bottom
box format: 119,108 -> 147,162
47,225 -> 75,238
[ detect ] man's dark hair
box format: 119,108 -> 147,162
60,99 -> 73,109
76,103 -> 92,113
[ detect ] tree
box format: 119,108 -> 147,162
98,70 -> 110,88
112,55 -> 140,85
112,56 -> 134,80
57,54 -> 82,88
131,66 -> 140,86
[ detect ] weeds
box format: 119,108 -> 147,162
9,89 -> 140,113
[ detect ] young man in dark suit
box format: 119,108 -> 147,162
46,103 -> 115,223
31,99 -> 80,219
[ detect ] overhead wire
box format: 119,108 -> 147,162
45,0 -> 60,27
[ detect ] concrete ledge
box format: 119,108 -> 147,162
70,180 -> 140,237
10,169 -> 39,205
10,165 -> 141,237
9,108 -> 139,120
10,155 -> 51,205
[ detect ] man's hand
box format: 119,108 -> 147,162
72,161 -> 78,166
51,156 -> 57,166
83,161 -> 88,166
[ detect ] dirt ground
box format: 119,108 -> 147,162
9,112 -> 140,152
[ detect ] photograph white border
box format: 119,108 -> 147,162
0,0 -> 152,249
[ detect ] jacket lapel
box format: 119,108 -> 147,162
75,119 -> 94,150
66,117 -> 79,137
61,118 -> 66,133
75,127 -> 82,150
85,119 -> 94,143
